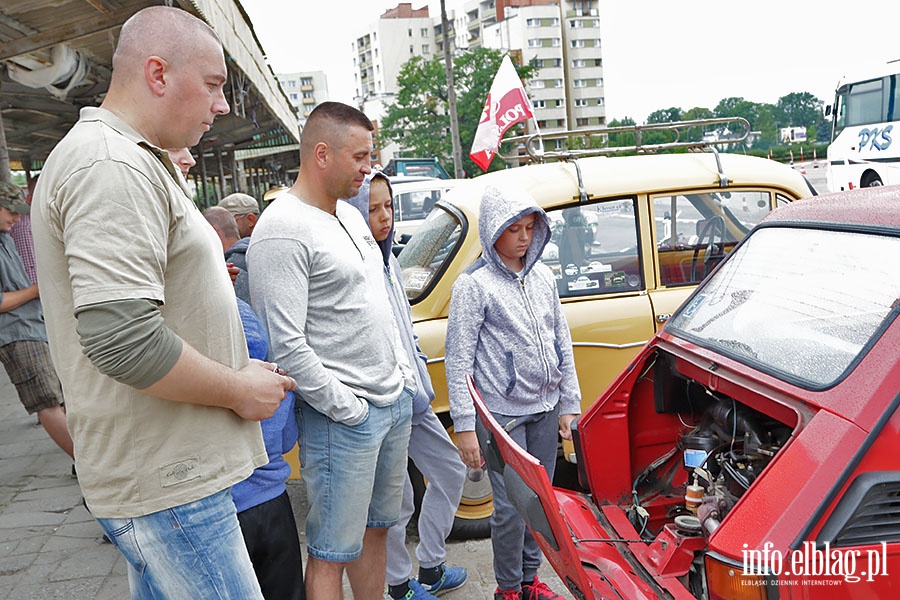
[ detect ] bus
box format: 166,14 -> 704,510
826,60 -> 900,192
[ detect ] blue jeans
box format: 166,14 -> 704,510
297,387 -> 413,562
96,489 -> 262,600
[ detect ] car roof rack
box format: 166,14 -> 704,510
497,116 -> 751,163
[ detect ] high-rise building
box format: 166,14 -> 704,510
276,71 -> 329,126
351,3 -> 439,165
471,0 -> 606,143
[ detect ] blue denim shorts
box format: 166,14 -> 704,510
96,488 -> 262,600
297,387 -> 413,562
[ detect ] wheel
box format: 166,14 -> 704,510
861,172 -> 883,187
448,514 -> 491,540
448,423 -> 494,539
407,454 -> 492,539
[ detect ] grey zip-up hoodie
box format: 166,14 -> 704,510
445,184 -> 581,433
346,172 -> 435,415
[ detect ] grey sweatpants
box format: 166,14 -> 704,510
478,405 -> 560,591
386,407 -> 467,585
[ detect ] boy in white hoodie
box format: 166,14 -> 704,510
446,184 -> 581,600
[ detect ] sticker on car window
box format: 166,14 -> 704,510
603,271 -> 627,288
568,276 -> 599,291
581,261 -> 611,274
683,293 -> 707,317
404,268 -> 433,292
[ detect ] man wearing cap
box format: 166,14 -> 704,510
0,181 -> 74,460
219,192 -> 260,238
216,193 -> 259,304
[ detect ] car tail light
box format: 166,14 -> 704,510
705,554 -> 774,600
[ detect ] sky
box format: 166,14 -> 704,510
242,0 -> 900,123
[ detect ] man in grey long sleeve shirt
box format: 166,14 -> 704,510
249,101 -> 413,600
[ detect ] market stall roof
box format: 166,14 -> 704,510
0,0 -> 299,170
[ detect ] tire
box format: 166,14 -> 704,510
448,515 -> 491,540
408,457 -> 492,540
862,172 -> 883,187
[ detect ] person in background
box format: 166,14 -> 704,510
30,7 -> 295,598
347,171 -> 468,600
204,205 -> 250,303
203,207 -> 305,600
249,101 -> 414,600
10,176 -> 37,284
445,184 -> 581,600
166,147 -> 196,179
219,192 -> 260,239
0,180 -> 74,460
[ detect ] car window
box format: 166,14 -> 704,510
542,199 -> 642,298
398,205 -> 463,301
394,188 -> 443,223
654,191 -> 772,287
668,226 -> 900,389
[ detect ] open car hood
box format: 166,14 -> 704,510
468,375 -> 685,600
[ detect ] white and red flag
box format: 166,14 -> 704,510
469,54 -> 534,172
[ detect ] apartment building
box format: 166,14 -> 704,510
276,71 -> 329,125
473,0 -> 606,141
351,3 -> 438,164
352,4 -> 435,106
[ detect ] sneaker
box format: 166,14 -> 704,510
399,579 -> 438,599
494,588 -> 522,600
521,575 -> 565,600
419,563 -> 467,596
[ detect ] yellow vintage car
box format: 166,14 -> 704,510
398,133 -> 816,538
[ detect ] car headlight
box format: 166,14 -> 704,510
705,553 -> 774,600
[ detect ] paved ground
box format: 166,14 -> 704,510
0,369 -> 572,599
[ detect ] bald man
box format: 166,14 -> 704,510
31,7 -> 295,599
248,102 -> 414,600
204,205 -> 251,303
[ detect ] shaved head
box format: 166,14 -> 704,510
104,6 -> 230,150
112,6 -> 219,85
203,206 -> 240,251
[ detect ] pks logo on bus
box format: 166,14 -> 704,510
857,125 -> 893,152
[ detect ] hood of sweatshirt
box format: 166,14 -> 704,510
345,171 -> 394,266
478,183 -> 551,278
224,236 -> 249,260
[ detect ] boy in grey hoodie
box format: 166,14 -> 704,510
445,184 -> 581,600
347,171 -> 468,600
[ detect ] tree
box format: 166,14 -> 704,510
644,107 -> 683,146
776,92 -> 823,130
681,106 -> 716,143
605,116 -> 636,148
380,48 -> 536,175
714,97 -> 762,126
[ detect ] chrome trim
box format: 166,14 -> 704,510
573,340 -> 649,350
425,340 -> 649,365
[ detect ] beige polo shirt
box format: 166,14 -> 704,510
32,107 -> 266,518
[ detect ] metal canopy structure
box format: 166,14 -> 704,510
0,0 -> 300,204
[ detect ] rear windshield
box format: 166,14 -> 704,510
398,205 -> 463,302
668,226 -> 900,388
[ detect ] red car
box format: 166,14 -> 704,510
471,185 -> 900,599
